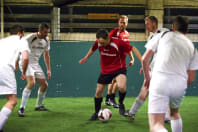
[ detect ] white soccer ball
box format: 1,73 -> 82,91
98,108 -> 112,122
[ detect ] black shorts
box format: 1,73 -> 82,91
97,69 -> 127,84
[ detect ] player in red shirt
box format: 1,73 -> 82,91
105,15 -> 142,108
79,29 -> 134,121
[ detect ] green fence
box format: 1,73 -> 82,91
15,41 -> 198,97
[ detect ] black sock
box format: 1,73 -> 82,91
110,93 -> 115,101
94,97 -> 102,114
119,91 -> 126,104
106,94 -> 110,101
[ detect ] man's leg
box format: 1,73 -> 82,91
170,108 -> 182,132
0,94 -> 17,130
127,81 -> 148,119
148,92 -> 169,132
164,109 -> 170,123
89,83 -> 106,121
18,76 -> 35,117
105,83 -> 113,106
149,113 -> 168,132
35,78 -> 48,111
112,81 -> 118,94
109,81 -> 119,108
115,74 -> 127,116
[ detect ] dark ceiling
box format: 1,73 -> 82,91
52,0 -> 84,7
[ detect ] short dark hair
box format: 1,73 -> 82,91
145,16 -> 158,25
9,25 -> 24,35
173,15 -> 189,34
96,29 -> 108,39
39,22 -> 50,30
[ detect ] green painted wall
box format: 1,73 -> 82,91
16,41 -> 198,97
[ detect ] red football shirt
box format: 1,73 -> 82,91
108,28 -> 131,69
108,28 -> 130,42
91,38 -> 133,74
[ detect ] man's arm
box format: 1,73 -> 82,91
21,50 -> 29,80
79,48 -> 95,64
127,50 -> 134,66
187,49 -> 198,85
132,47 -> 142,63
187,70 -> 196,86
15,57 -> 20,72
44,50 -> 51,80
142,49 -> 154,88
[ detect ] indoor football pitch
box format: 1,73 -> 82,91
1,97 -> 198,132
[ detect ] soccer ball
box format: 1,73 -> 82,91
98,108 -> 112,122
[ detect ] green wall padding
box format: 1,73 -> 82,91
15,41 -> 198,97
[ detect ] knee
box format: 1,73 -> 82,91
13,100 -> 17,107
95,89 -> 103,98
28,81 -> 36,89
42,81 -> 48,89
138,88 -> 148,101
117,83 -> 126,91
150,124 -> 164,132
107,84 -> 113,91
118,86 -> 126,93
9,99 -> 17,107
45,81 -> 48,88
39,82 -> 48,93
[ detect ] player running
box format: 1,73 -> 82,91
125,16 -> 170,122
0,25 -> 29,131
143,15 -> 198,132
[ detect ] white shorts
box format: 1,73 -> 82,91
148,93 -> 184,113
20,63 -> 45,79
148,72 -> 186,113
0,66 -> 17,95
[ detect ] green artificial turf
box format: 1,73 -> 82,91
0,97 -> 198,132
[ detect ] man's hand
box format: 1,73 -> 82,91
21,73 -> 26,80
139,67 -> 151,75
128,60 -> 134,66
47,70 -> 51,80
143,78 -> 150,89
79,57 -> 88,64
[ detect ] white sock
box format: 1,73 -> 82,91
157,128 -> 168,132
171,118 -> 182,132
20,88 -> 31,108
0,107 -> 12,130
165,111 -> 170,121
129,97 -> 144,115
36,91 -> 46,107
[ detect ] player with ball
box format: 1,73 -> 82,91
79,29 -> 134,121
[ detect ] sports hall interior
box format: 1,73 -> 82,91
1,0 -> 198,97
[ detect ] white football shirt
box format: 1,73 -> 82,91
146,31 -> 198,80
24,33 -> 50,64
146,28 -> 170,69
0,35 -> 29,70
